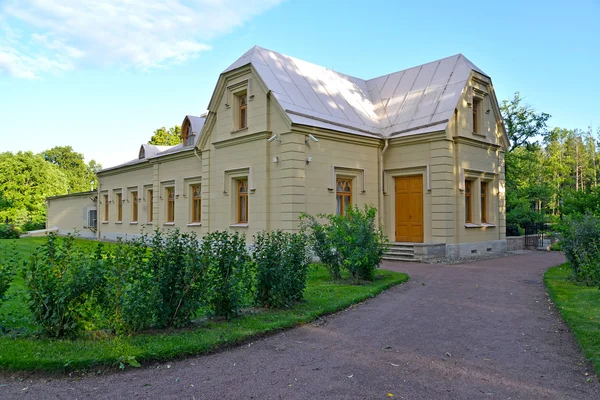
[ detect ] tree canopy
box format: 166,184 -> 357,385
41,146 -> 100,192
501,91 -> 600,226
148,126 -> 182,146
0,151 -> 69,225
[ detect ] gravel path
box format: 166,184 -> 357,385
2,251 -> 598,399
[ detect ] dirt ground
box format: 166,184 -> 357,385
2,251 -> 598,399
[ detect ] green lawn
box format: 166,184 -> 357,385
0,237 -> 409,371
544,264 -> 600,374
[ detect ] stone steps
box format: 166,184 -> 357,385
383,243 -> 420,262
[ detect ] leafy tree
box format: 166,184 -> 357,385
148,126 -> 182,146
501,92 -> 550,152
0,151 -> 69,225
41,146 -> 100,192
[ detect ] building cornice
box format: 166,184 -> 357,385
291,125 -> 381,147
454,136 -> 503,150
388,131 -> 447,147
212,131 -> 273,149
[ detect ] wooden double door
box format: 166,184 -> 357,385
395,175 -> 424,243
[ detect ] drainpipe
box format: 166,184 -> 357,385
194,147 -> 201,163
379,139 -> 389,228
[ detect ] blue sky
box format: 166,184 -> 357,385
1,0 -> 598,168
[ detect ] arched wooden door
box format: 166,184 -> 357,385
395,175 -> 423,243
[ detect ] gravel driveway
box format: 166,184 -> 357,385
2,251 -> 598,399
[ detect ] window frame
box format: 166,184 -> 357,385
237,179 -> 248,224
166,187 -> 175,223
103,194 -> 109,222
116,192 -> 123,222
238,93 -> 248,130
131,191 -> 138,222
481,181 -> 488,223
465,180 -> 473,223
191,184 -> 201,223
336,177 -> 353,217
472,97 -> 481,134
147,189 -> 154,223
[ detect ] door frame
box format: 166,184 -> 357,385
394,174 -> 424,243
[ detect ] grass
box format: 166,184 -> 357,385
544,264 -> 600,374
0,237 -> 409,372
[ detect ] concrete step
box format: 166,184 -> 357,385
385,249 -> 415,257
382,255 -> 420,262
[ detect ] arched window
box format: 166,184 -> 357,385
336,178 -> 352,216
239,94 -> 247,129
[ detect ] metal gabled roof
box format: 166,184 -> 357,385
224,46 -> 486,138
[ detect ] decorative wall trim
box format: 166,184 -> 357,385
383,165 -> 430,195
182,176 -> 202,198
328,166 -> 366,193
459,167 -> 498,192
223,167 -> 254,195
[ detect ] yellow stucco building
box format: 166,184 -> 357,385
47,46 -> 509,261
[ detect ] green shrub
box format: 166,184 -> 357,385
549,241 -> 563,251
0,243 -> 18,306
24,233 -> 103,337
102,237 -> 159,334
21,220 -> 46,232
201,231 -> 251,318
299,214 -> 343,279
561,214 -> 600,286
253,230 -> 310,308
301,205 -> 388,281
147,229 -> 207,329
0,224 -> 20,239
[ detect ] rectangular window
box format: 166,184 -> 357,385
481,181 -> 488,223
166,187 -> 175,223
465,180 -> 472,223
473,98 -> 481,134
103,194 -> 109,222
238,180 -> 248,223
148,189 -> 153,222
336,178 -> 352,217
191,184 -> 201,223
116,193 -> 122,222
131,191 -> 138,222
239,94 -> 247,129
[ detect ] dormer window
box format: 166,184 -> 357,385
182,124 -> 194,146
238,94 -> 247,130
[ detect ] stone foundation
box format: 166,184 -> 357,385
445,239 -> 508,259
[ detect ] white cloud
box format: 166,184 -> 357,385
0,0 -> 282,79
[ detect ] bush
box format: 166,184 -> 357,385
0,243 -> 18,306
24,234 -> 103,337
299,214 -> 343,279
201,231 -> 251,318
301,205 -> 388,281
101,237 -> 160,334
561,214 -> 600,286
253,230 -> 310,308
21,220 -> 46,232
0,224 -> 20,239
147,229 -> 206,329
